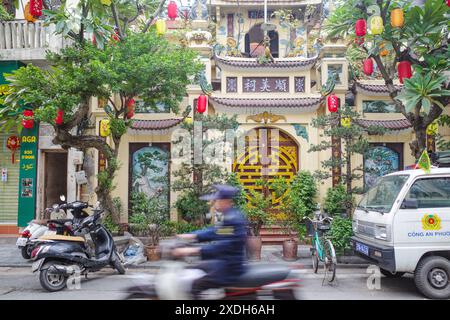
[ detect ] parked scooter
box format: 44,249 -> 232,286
17,196 -> 87,259
125,238 -> 301,300
31,203 -> 125,292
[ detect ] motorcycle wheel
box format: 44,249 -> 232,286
39,261 -> 68,292
111,252 -> 126,275
21,245 -> 32,260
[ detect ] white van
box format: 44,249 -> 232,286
351,168 -> 450,299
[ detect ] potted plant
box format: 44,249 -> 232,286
278,172 -> 318,260
323,184 -> 350,217
244,187 -> 271,261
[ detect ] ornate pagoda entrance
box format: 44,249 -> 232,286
232,127 -> 299,209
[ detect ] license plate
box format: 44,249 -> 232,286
16,237 -> 28,247
32,258 -> 44,272
355,242 -> 369,256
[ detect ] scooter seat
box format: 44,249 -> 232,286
39,234 -> 85,242
231,264 -> 290,288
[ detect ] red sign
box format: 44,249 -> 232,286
6,136 -> 20,164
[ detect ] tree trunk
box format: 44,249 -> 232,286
410,123 -> 428,160
345,142 -> 353,217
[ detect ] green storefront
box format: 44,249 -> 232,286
0,61 -> 38,229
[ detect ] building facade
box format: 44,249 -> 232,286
0,0 -> 449,233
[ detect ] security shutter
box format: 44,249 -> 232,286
0,132 -> 19,223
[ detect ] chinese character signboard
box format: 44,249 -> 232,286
17,125 -> 39,227
243,77 -> 289,93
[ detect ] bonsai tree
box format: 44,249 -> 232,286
172,113 -> 239,224
324,0 -> 450,159
309,105 -> 385,215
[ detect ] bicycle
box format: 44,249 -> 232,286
305,212 -> 337,283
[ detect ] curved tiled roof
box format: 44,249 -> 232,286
210,96 -> 323,114
355,81 -> 402,96
214,55 -> 318,71
357,118 -> 412,131
131,118 -> 185,130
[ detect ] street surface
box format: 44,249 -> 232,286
0,267 -> 426,300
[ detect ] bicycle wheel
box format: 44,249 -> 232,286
311,248 -> 319,274
323,239 -> 337,282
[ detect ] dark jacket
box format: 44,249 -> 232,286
193,207 -> 248,285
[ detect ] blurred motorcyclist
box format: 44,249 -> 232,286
174,184 -> 248,298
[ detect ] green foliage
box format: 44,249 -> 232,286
324,185 -> 350,216
103,214 -> 120,234
0,5 -> 14,21
395,73 -> 450,113
309,105 -> 384,214
245,180 -> 273,236
174,190 -> 209,225
328,216 -> 353,255
289,171 -> 318,220
160,220 -> 202,236
130,191 -> 169,245
226,173 -> 247,211
437,115 -> 450,151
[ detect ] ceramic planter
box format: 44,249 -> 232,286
246,236 -> 262,261
282,239 -> 298,261
145,245 -> 161,261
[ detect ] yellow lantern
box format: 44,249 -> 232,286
183,117 -> 193,125
100,119 -> 111,137
426,121 -> 438,136
370,16 -> 384,35
24,2 -> 37,23
341,117 -> 351,128
155,19 -> 166,35
100,0 -> 112,5
390,8 -> 404,28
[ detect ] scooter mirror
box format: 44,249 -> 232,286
60,195 -> 66,202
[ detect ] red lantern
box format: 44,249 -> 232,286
355,19 -> 367,37
327,94 -> 339,113
6,136 -> 20,164
55,109 -> 64,126
126,98 -> 135,119
447,0 -> 450,7
168,1 -> 178,20
29,0 -> 42,17
363,58 -> 374,75
398,61 -> 412,84
197,95 -> 207,113
22,109 -> 35,129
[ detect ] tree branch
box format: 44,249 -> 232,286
111,2 -> 124,39
142,0 -> 168,33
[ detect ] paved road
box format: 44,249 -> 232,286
0,267 -> 426,300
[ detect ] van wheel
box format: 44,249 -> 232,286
414,256 -> 450,299
380,268 -> 405,278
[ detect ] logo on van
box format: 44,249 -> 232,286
422,214 -> 441,231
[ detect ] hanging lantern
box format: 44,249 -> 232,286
426,121 -> 438,136
55,109 -> 64,126
168,1 -> 178,20
355,19 -> 367,37
369,16 -> 384,35
155,19 -> 167,35
447,0 -> 450,7
100,0 -> 112,5
327,94 -> 339,113
24,3 -> 37,23
100,119 -> 111,137
22,109 -> 35,129
363,58 -> 374,75
380,42 -> 388,56
29,0 -> 42,17
390,8 -> 404,28
197,95 -> 207,114
126,98 -> 135,119
183,117 -> 193,125
398,61 -> 412,84
6,136 -> 20,164
341,117 -> 351,128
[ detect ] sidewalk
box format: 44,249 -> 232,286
0,236 -> 368,269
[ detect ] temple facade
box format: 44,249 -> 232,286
0,0 -> 449,231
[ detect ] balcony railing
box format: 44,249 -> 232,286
0,20 -> 69,60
